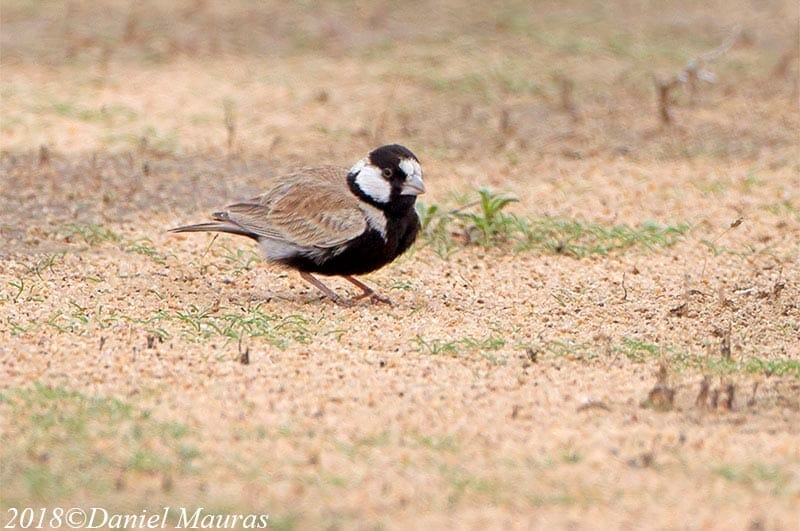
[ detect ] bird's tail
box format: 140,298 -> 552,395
168,221 -> 257,239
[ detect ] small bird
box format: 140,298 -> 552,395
170,144 -> 425,306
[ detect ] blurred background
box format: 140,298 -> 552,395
2,0 -> 797,163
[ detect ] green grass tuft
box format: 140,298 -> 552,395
711,462 -> 793,495
174,304 -> 312,347
124,237 -> 173,265
615,338 -> 660,362
57,223 -> 121,246
531,337 -> 799,377
0,383 -> 199,505
411,335 -> 506,357
418,190 -> 690,258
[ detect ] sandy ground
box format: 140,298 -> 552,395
1,1 -> 799,529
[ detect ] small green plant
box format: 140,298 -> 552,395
174,303 -> 312,348
8,278 -> 26,303
417,189 -> 519,256
412,433 -> 459,453
560,446 -> 583,464
41,302 -> 122,335
18,253 -> 63,279
175,304 -> 218,337
57,223 -> 121,246
335,431 -> 391,460
711,462 -> 792,495
139,125 -> 180,154
615,338 -> 660,362
454,188 -> 519,245
535,339 -> 599,360
416,202 -> 456,258
219,244 -> 261,274
411,335 -> 506,356
440,464 -> 504,507
759,200 -> 799,220
6,316 -> 36,335
47,101 -> 138,124
124,237 -> 173,264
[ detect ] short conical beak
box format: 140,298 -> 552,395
401,174 -> 426,195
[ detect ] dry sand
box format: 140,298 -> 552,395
1,1 -> 799,529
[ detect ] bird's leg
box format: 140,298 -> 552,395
299,272 -> 351,307
343,276 -> 393,305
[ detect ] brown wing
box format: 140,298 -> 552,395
216,166 -> 367,248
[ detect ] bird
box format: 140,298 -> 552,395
169,144 -> 425,306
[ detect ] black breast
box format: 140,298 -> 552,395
280,209 -> 420,276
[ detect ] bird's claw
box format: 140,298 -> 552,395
350,291 -> 393,306
329,295 -> 356,307
367,293 -> 394,306
327,292 -> 393,307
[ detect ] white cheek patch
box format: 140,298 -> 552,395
399,158 -> 422,181
354,164 -> 392,203
349,157 -> 367,175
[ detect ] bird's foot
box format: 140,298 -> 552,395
301,273 -> 394,307
325,292 -> 393,307
329,295 -> 356,307
351,291 -> 394,306
343,275 -> 393,306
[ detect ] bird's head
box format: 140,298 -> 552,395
347,144 -> 425,210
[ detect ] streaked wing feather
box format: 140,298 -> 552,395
220,169 -> 367,248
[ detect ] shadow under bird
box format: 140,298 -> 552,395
169,144 -> 426,306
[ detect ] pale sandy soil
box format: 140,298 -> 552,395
1,1 -> 799,529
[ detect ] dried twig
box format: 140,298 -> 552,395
238,336 -> 250,365
38,145 -> 50,166
123,6 -> 140,43
653,27 -> 741,125
641,363 -> 675,411
721,382 -> 735,411
554,74 -> 579,122
773,40 -> 799,79
654,76 -> 681,125
720,319 -> 732,360
700,217 -> 744,278
223,100 -> 237,152
620,272 -> 628,301
747,382 -> 759,408
695,376 -> 711,409
498,107 -> 513,140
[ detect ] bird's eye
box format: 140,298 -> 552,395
381,167 -> 393,179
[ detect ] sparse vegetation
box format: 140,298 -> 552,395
124,237 -> 173,264
419,190 -> 690,258
7,298 -> 315,350
1,0 -> 797,528
615,338 -> 660,362
173,304 -> 313,347
411,334 -> 506,357
529,338 -> 800,378
0,383 -> 199,505
57,223 -> 121,246
711,462 -> 794,495
676,353 -> 800,378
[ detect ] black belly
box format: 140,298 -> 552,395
277,213 -> 420,276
